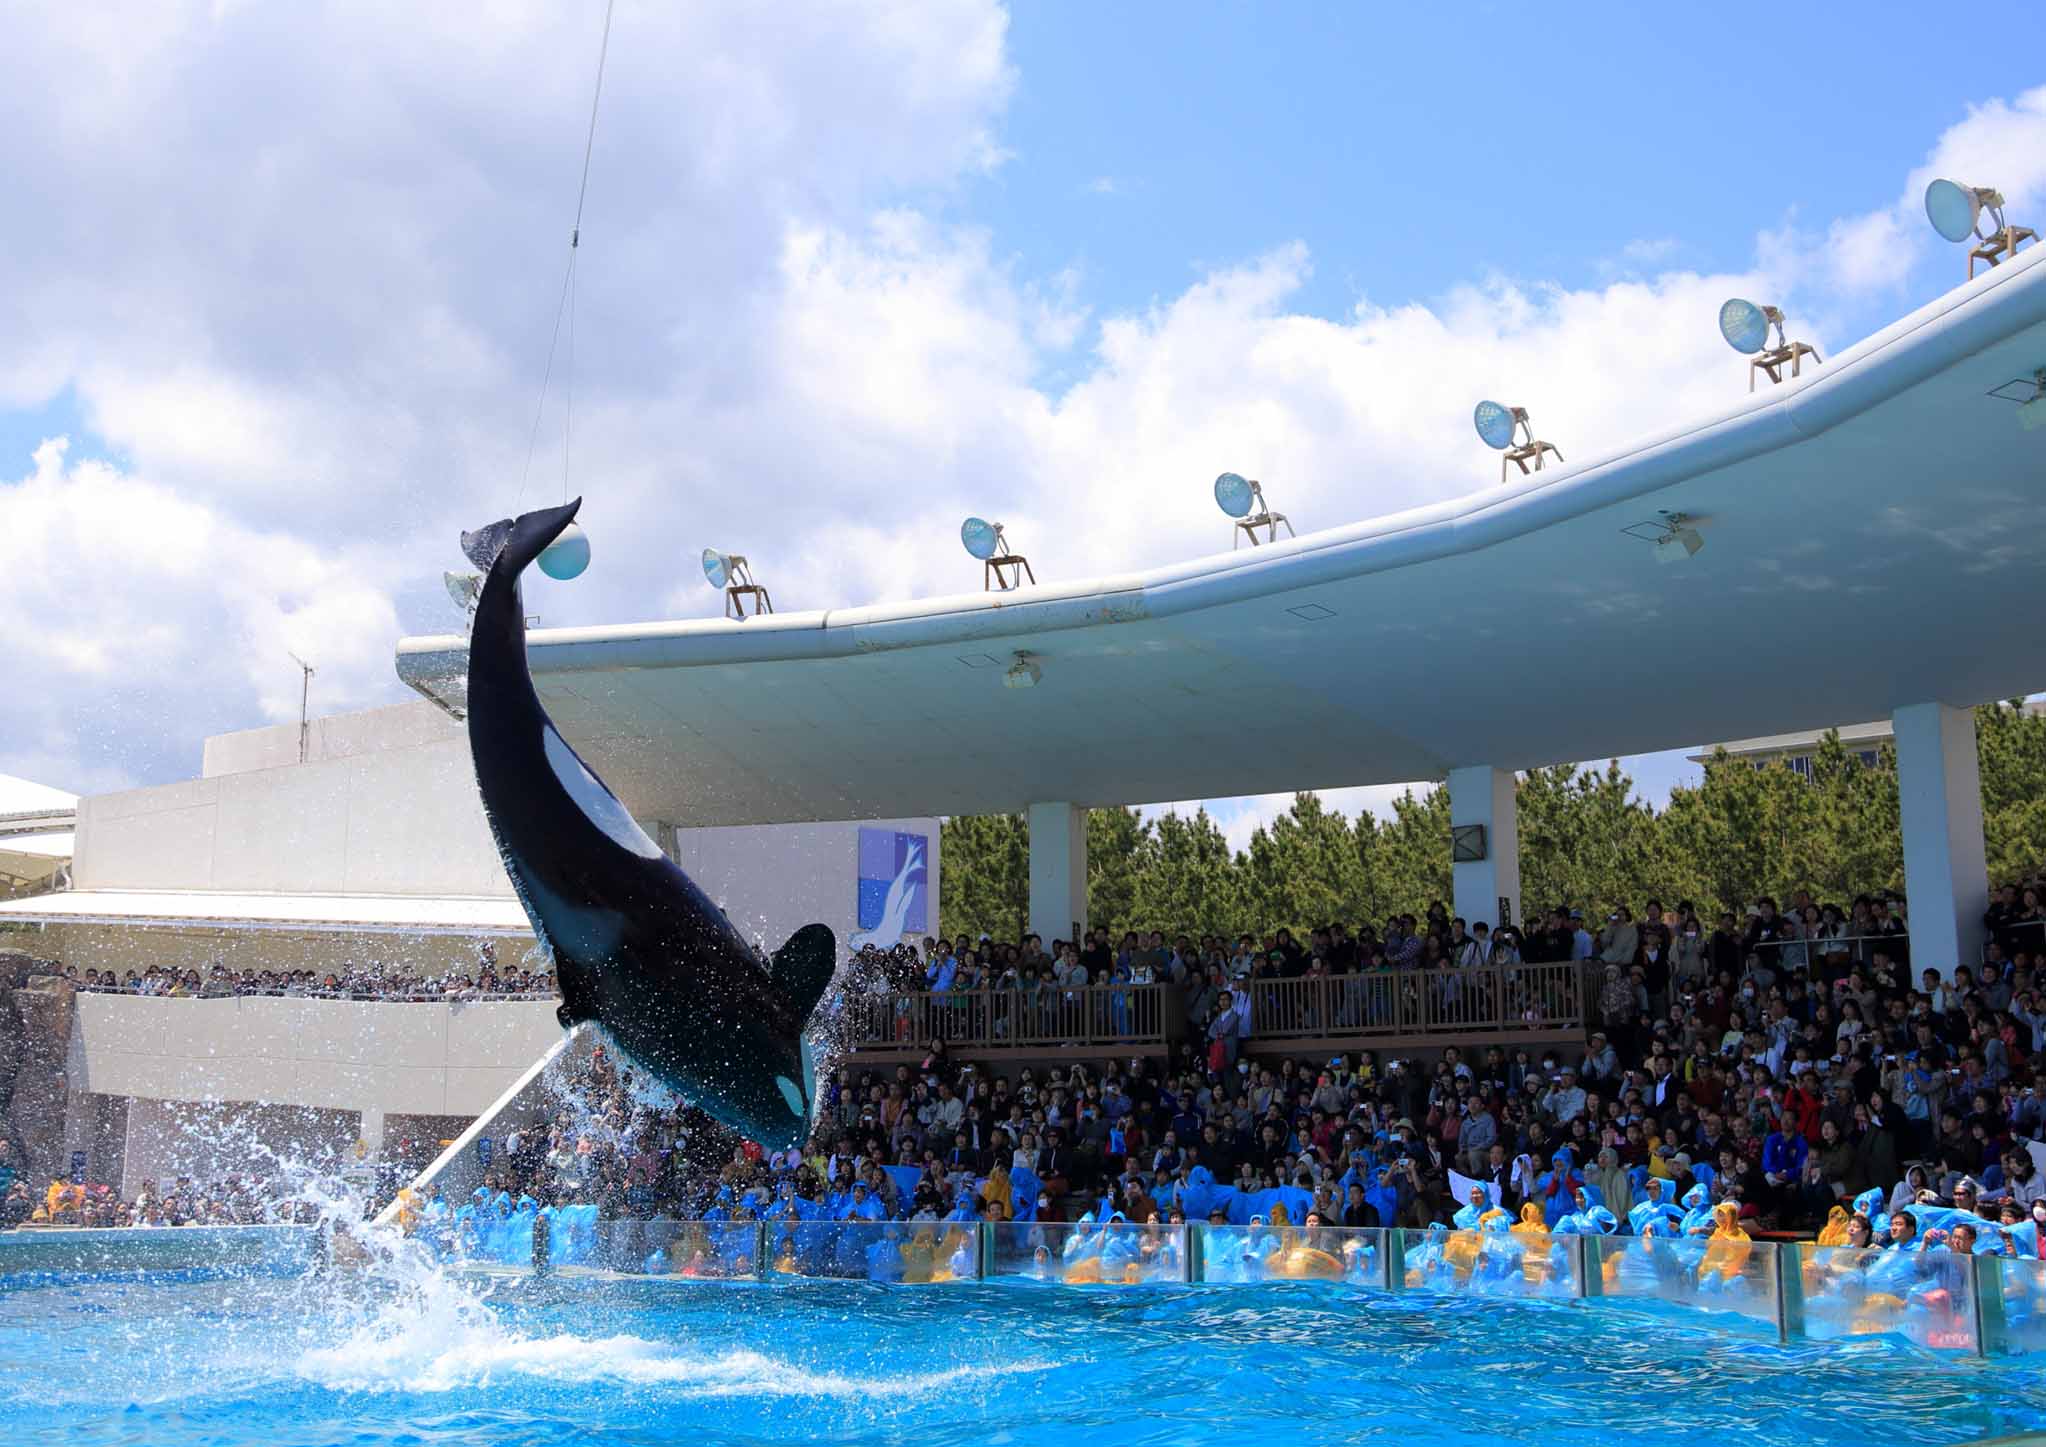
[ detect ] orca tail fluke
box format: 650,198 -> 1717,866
461,518 -> 516,572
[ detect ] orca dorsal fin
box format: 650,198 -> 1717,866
770,922 -> 838,1022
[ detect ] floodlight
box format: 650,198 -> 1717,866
1474,403 -> 1560,481
1926,178 -> 1986,244
1988,370 -> 2046,432
1718,299 -> 1772,355
1621,510 -> 1705,564
961,517 -> 1002,561
1473,401 -> 1517,451
1719,299 -> 1820,391
1655,526 -> 1705,565
960,516 -> 1035,591
702,547 -> 772,619
1214,473 -> 1295,548
1926,178 -> 2035,277
444,571 -> 483,618
1214,472 -> 1256,519
1003,652 -> 1042,689
537,521 -> 591,581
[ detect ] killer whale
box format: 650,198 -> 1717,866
461,498 -> 838,1150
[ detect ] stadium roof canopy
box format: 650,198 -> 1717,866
398,247 -> 2046,827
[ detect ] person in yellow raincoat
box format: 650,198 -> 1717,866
1698,1201 -> 1752,1286
43,1180 -> 84,1223
1512,1201 -> 1551,1286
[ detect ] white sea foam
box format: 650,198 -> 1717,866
299,1324 -> 1026,1397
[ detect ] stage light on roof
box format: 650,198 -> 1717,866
1213,473 -> 1294,548
702,547 -> 732,589
1718,299 -> 1772,355
1213,472 -> 1256,519
537,521 -> 590,580
1926,178 -> 2035,278
702,548 -> 772,619
1474,403 -> 1560,482
961,517 -> 1002,561
1719,300 -> 1820,391
962,516 -> 1035,591
1926,178 -> 1985,244
1473,401 -> 1517,451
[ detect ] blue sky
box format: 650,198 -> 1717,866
959,3 -> 2045,328
3,1 -> 2043,835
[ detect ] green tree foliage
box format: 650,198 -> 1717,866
938,708 -> 2040,939
1131,807 -> 1242,938
936,812 -> 1027,941
1086,806 -> 1149,933
1979,701 -> 2046,885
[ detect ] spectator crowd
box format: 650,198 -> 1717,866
13,876 -> 2046,1275
59,943 -> 555,1001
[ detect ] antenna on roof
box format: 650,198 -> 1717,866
287,652 -> 316,764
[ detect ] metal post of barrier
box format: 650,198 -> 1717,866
1188,1224 -> 1206,1283
1385,1229 -> 1405,1292
1974,1255 -> 2007,1358
1178,1224 -> 1193,1284
1776,1243 -> 1804,1344
1376,1228 -> 1395,1292
979,1222 -> 995,1281
1580,1237 -> 1603,1298
755,1221 -> 769,1280
1566,1234 -> 1589,1298
533,1213 -> 551,1276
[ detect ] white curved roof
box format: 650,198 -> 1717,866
399,246 -> 2046,826
0,773 -> 77,822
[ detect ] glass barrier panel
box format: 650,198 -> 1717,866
1196,1225 -> 1382,1286
1997,1255 -> 2046,1356
1588,1234 -> 1778,1330
1400,1226 -> 1581,1300
1799,1244 -> 1978,1351
985,1221 -> 1182,1284
583,1218 -> 762,1279
767,1218 -> 979,1283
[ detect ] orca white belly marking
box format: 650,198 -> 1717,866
543,725 -> 663,860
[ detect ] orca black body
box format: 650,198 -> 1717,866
462,499 -> 837,1150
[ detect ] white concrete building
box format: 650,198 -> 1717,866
0,702 -> 937,1193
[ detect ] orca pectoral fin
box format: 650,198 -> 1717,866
771,922 -> 838,1022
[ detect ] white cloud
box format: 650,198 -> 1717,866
0,9 -> 2035,829
1813,84 -> 2046,296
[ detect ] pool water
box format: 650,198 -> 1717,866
4,1270 -> 2044,1447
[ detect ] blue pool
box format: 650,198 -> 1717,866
5,1266 -> 2046,1447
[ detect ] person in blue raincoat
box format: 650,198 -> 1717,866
1677,1182 -> 1716,1238
1535,1149 -> 1583,1227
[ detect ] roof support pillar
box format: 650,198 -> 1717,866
1893,702 -> 1987,977
1027,801 -> 1087,950
1449,766 -> 1519,932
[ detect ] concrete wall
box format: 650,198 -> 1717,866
74,701 -> 941,955
76,726 -> 507,899
66,992 -> 563,1120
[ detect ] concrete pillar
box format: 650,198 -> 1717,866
1893,702 -> 1988,976
1448,766 -> 1520,931
1027,801 -> 1087,949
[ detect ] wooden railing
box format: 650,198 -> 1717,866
1239,961 -> 1582,1041
842,983 -> 1172,1051
841,963 -> 1582,1054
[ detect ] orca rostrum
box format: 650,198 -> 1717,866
460,498 -> 838,1150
